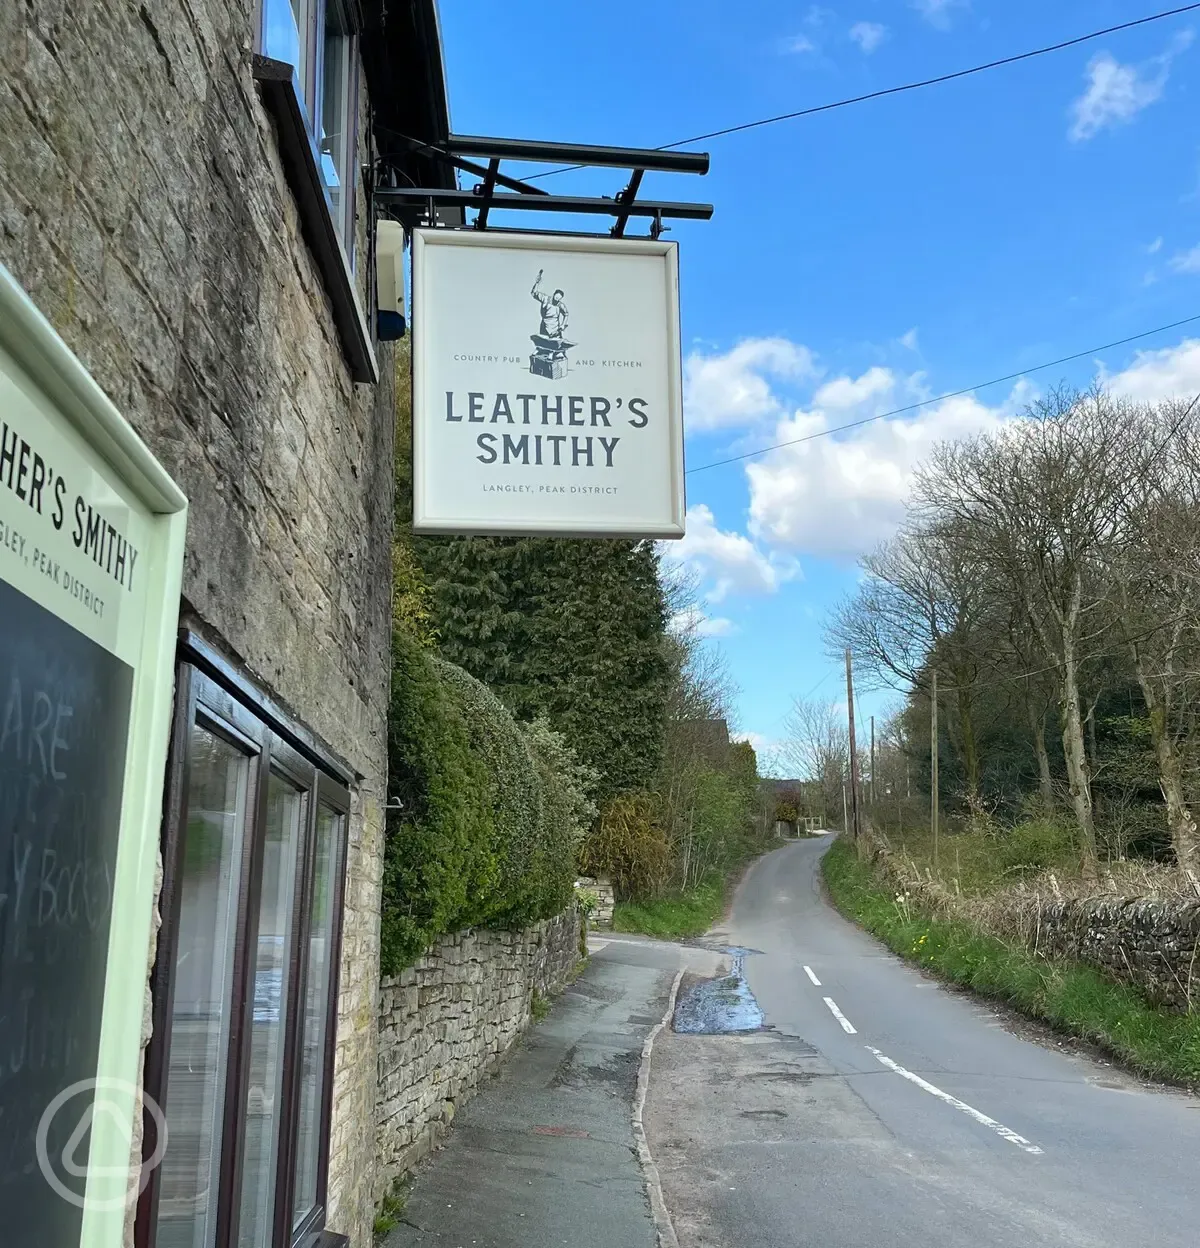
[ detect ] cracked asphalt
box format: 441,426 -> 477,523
644,835 -> 1200,1248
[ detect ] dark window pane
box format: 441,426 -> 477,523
292,803 -> 343,1225
237,773 -> 305,1248
154,725 -> 252,1248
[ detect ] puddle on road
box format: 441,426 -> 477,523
673,947 -> 765,1034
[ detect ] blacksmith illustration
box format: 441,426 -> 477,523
529,268 -> 576,378
532,269 -> 569,340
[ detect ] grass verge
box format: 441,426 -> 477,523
613,872 -> 726,939
822,838 -> 1200,1088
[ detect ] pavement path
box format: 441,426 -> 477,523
384,932 -> 722,1247
644,835 -> 1200,1248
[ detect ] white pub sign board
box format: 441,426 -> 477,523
0,263 -> 186,1247
411,229 -> 686,538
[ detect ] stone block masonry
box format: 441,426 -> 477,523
576,875 -> 615,927
1,5 -> 394,1246
375,908 -> 581,1200
1033,897 -> 1200,1012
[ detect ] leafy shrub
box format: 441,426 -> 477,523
381,634 -> 591,973
996,818 -> 1075,874
525,715 -> 598,919
580,792 -> 672,899
435,658 -> 545,926
382,633 -> 496,972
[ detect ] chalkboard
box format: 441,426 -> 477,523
0,575 -> 133,1243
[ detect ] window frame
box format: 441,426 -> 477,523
138,637 -> 352,1248
252,0 -> 376,384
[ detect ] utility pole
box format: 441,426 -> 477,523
845,649 -> 861,846
870,715 -> 876,807
842,781 -> 849,836
931,669 -> 939,872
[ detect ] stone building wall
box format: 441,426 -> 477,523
0,4 -> 394,1245
375,909 -> 582,1199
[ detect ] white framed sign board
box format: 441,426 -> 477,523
0,263 -> 187,1246
411,228 -> 686,538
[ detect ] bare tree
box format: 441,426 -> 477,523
918,387 -> 1142,878
827,518 -> 1003,809
1106,396 -> 1200,870
782,698 -> 849,823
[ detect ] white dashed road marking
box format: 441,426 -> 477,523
823,997 -> 857,1034
803,965 -> 821,986
866,1047 -> 1044,1155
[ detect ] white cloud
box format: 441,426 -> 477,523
912,0 -> 963,29
1101,338 -> 1200,402
1147,237 -> 1164,255
746,379 -> 1015,559
684,337 -> 817,431
783,34 -> 817,54
899,327 -> 920,351
849,21 -> 886,53
665,503 -> 800,602
1069,35 -> 1192,142
693,334 -> 1200,571
670,606 -> 736,638
742,732 -> 785,773
1169,244 -> 1200,274
813,366 -> 895,410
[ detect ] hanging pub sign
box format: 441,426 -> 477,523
0,264 -> 186,1247
411,228 -> 686,538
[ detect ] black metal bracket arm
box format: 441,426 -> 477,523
375,186 -> 712,222
379,133 -> 711,237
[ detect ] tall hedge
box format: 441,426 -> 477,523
381,631 -> 592,973
413,536 -> 671,805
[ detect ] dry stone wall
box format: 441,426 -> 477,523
867,842 -> 1200,1011
375,908 -> 581,1199
1033,897 -> 1200,1011
576,875 -> 615,927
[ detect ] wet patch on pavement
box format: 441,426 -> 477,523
672,947 -> 766,1034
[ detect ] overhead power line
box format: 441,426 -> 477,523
528,4 -> 1200,180
685,313 -> 1200,475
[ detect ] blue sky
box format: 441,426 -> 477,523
437,1 -> 1200,773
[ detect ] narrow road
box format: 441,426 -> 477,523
645,836 -> 1200,1247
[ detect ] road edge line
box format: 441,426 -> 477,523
633,968 -> 684,1248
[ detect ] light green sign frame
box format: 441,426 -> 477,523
0,263 -> 188,1247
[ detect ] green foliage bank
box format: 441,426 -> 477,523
822,839 -> 1200,1086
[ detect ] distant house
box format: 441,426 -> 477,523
761,778 -> 827,831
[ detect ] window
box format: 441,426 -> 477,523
254,0 -> 374,382
260,0 -> 359,263
318,0 -> 354,250
139,650 -> 350,1248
